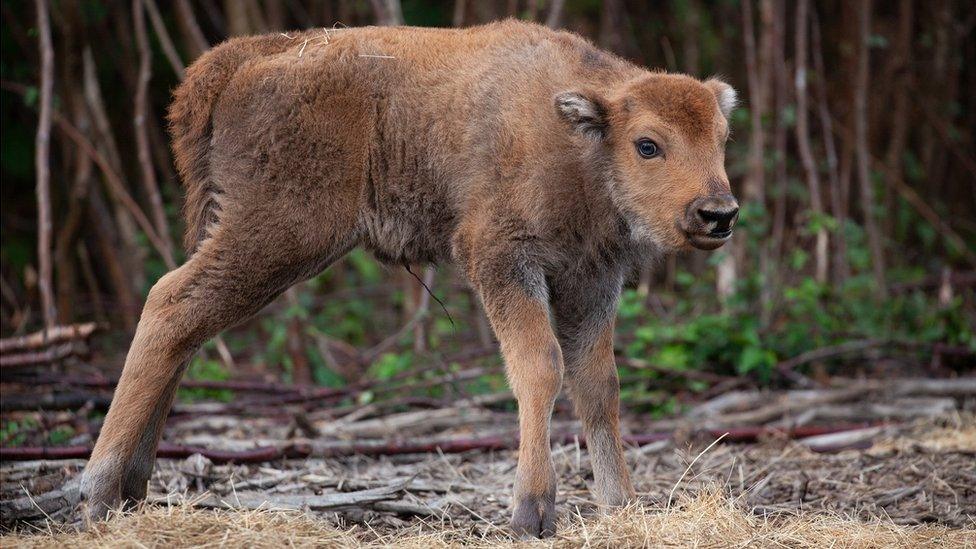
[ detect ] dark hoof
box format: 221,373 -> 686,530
78,461 -> 127,524
510,494 -> 556,539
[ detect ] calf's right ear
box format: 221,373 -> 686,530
554,90 -> 609,139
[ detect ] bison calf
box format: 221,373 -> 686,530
80,20 -> 738,538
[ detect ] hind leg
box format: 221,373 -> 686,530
79,208 -> 357,521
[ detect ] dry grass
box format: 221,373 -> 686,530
3,412 -> 973,547
870,418 -> 976,455
3,490 -> 972,549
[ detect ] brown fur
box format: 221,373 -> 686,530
80,20 -> 739,538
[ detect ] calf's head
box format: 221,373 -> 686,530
556,74 -> 739,251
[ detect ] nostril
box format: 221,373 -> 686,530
698,208 -> 737,225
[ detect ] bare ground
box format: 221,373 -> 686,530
1,382 -> 974,547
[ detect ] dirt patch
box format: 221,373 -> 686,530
1,491 -> 969,548
2,415 -> 974,547
2,378 -> 975,546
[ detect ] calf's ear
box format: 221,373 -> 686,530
554,90 -> 609,139
704,78 -> 738,120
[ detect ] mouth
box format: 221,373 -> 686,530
686,229 -> 733,250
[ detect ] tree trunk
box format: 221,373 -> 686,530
34,0 -> 57,331
174,0 -> 210,59
369,0 -> 404,26
87,190 -> 138,330
545,0 -> 565,28
55,100 -> 94,323
142,0 -> 186,79
795,0 -> 828,284
810,4 -> 848,285
882,0 -> 912,240
599,0 -> 625,54
742,0 -> 768,201
768,0 -> 787,301
854,0 -> 887,297
133,0 -> 176,269
82,48 -> 147,295
680,0 -> 701,76
453,0 -> 467,27
285,287 -> 313,385
224,0 -> 251,36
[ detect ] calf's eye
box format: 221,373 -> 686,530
635,139 -> 661,159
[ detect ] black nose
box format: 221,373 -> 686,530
693,194 -> 739,235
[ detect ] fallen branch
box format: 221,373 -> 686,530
775,341 -> 975,387
5,346 -> 498,406
798,426 -> 884,452
0,391 -> 110,412
1,478 -> 412,523
776,340 -> 884,386
0,341 -> 89,369
888,270 -> 976,293
0,478 -> 80,522
0,322 -> 99,354
616,355 -> 734,383
701,386 -> 872,428
891,377 -> 976,398
152,479 -> 410,512
0,423 -> 879,462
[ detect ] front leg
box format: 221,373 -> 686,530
468,259 -> 563,538
553,275 -> 635,507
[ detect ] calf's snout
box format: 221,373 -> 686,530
684,193 -> 739,250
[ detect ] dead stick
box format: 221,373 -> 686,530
0,341 -> 89,369
0,322 -> 98,353
33,0 -> 57,330
0,423 -> 879,462
776,339 -> 884,386
776,340 -> 975,385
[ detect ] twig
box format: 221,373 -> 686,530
776,340 -> 976,386
33,0 -> 56,330
616,355 -> 733,383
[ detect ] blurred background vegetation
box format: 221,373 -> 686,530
1,0 -> 974,417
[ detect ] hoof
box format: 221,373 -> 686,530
78,460 -> 125,524
510,494 -> 556,539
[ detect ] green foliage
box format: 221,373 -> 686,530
371,351 -> 415,380
47,425 -> 75,445
619,269 -> 973,389
0,418 -> 36,447
178,355 -> 233,402
1,0 -> 969,424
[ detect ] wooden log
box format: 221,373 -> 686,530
0,478 -> 80,522
151,480 -> 410,512
798,426 -> 884,452
0,322 -> 98,354
0,341 -> 89,368
0,423 -> 878,463
0,390 -> 111,412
